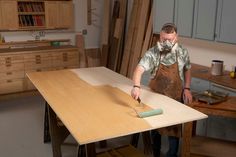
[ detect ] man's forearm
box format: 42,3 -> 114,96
184,69 -> 191,88
132,65 -> 145,86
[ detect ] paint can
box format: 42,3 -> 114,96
211,60 -> 224,76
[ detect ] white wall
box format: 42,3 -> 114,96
179,37 -> 236,71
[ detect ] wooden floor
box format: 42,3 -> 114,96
190,136 -> 236,157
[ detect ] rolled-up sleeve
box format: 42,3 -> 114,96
183,49 -> 191,70
138,50 -> 154,71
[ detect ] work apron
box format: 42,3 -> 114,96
149,53 -> 182,137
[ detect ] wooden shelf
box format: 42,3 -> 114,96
18,1 -> 45,27
18,12 -> 45,15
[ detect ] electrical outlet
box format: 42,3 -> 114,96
82,29 -> 87,35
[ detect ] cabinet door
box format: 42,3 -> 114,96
0,1 -> 18,30
45,1 -> 59,28
153,0 -> 175,33
193,0 -> 217,40
175,0 -> 195,37
58,1 -> 74,29
216,0 -> 236,44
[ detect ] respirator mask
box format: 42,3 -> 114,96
159,40 -> 176,52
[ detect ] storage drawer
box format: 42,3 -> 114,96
24,53 -> 52,60
52,51 -> 79,68
25,59 -> 52,70
24,53 -> 52,70
0,62 -> 24,71
0,71 -> 24,80
0,55 -> 24,64
0,79 -> 24,94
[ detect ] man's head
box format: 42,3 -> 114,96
158,23 -> 178,52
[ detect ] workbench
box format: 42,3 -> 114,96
187,97 -> 236,156
188,64 -> 236,156
27,67 -> 207,157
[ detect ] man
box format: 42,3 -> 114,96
131,23 -> 192,157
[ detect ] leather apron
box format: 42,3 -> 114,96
149,52 -> 182,137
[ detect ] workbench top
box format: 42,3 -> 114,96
191,63 -> 236,90
27,67 -> 207,145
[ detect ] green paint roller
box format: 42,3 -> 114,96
137,109 -> 163,118
132,97 -> 163,118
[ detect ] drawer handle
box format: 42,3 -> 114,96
35,55 -> 41,59
6,63 -> 12,67
36,59 -> 41,64
5,60 -> 11,64
5,57 -> 11,61
36,69 -> 42,72
7,80 -> 12,83
6,72 -> 12,75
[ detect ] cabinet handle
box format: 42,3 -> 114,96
35,55 -> 41,59
5,60 -> 11,64
36,69 -> 42,72
35,58 -> 41,64
7,80 -> 12,83
6,72 -> 12,75
5,57 -> 11,61
6,63 -> 12,67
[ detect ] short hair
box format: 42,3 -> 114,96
161,23 -> 177,33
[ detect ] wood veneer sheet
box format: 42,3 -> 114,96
27,70 -> 153,144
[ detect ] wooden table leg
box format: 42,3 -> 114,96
130,133 -> 140,147
47,103 -> 70,157
181,122 -> 193,157
44,102 -> 51,143
86,143 -> 96,157
99,140 -> 107,148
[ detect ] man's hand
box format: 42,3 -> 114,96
183,89 -> 192,104
131,87 -> 140,100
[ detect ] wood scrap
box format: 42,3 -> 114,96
87,0 -> 92,25
107,0 -> 120,69
107,0 -> 127,72
120,0 -> 139,76
114,0 -> 128,73
85,48 -> 101,67
75,34 -> 87,68
140,7 -> 153,57
127,0 -> 151,78
100,0 -> 111,67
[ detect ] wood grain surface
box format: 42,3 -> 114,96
27,67 -> 207,145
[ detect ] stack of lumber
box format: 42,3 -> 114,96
100,0 -> 154,78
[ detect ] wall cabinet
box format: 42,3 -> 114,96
0,1 -> 18,30
153,0 -> 175,34
154,0 -> 236,44
193,0 -> 218,40
45,1 -> 74,29
153,0 -> 194,38
18,1 -> 46,29
215,0 -> 236,44
0,46 -> 79,94
0,0 -> 74,31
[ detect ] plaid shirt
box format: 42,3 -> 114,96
138,43 -> 191,82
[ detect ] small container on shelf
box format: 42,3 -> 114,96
230,65 -> 236,79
